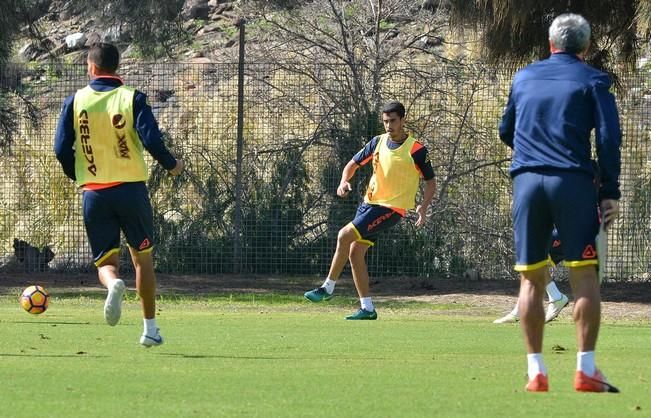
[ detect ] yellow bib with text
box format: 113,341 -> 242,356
73,85 -> 147,186
364,133 -> 420,210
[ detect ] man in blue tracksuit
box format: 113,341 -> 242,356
499,14 -> 621,392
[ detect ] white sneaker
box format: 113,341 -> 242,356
140,328 -> 164,347
545,294 -> 569,323
493,312 -> 519,324
104,279 -> 125,326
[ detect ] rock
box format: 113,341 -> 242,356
214,3 -> 233,15
155,89 -> 175,102
103,25 -> 127,43
386,28 -> 399,40
59,8 -> 72,20
121,44 -> 138,59
65,32 -> 87,50
416,35 -> 443,49
422,0 -> 449,11
51,41 -> 68,57
183,0 -> 211,19
190,57 -> 212,64
198,22 -> 220,35
85,32 -> 101,47
18,42 -> 41,61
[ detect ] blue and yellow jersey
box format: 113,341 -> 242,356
353,133 -> 435,213
54,77 -> 177,186
499,52 -> 621,200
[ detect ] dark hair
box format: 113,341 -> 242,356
87,43 -> 120,73
381,101 -> 405,118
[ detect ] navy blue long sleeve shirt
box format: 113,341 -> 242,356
499,52 -> 621,200
54,77 -> 177,182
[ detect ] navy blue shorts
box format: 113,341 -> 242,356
82,182 -> 154,266
512,170 -> 598,271
349,202 -> 402,246
549,228 -> 564,265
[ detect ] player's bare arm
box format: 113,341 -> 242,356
415,178 -> 436,227
337,159 -> 359,197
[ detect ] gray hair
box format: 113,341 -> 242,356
548,13 -> 591,54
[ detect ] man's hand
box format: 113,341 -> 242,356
414,204 -> 428,227
337,181 -> 352,197
169,159 -> 184,176
600,199 -> 619,229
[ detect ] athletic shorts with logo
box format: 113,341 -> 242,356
349,202 -> 402,246
549,228 -> 564,265
82,181 -> 154,265
512,170 -> 599,270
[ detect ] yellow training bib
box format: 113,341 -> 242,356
364,134 -> 420,210
73,85 -> 147,186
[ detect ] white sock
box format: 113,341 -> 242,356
144,318 -> 158,336
546,281 -> 563,302
108,278 -> 121,291
321,278 -> 336,294
527,353 -> 547,380
360,297 -> 374,312
511,301 -> 520,317
577,351 -> 596,376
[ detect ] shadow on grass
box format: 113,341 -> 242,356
0,353 -> 107,358
155,353 -> 394,361
7,321 -> 91,325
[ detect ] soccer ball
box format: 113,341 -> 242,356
20,285 -> 50,314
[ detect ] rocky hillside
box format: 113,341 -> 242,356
14,0 -> 246,65
13,0 -> 449,66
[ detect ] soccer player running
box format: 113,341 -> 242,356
499,14 -> 621,392
304,101 -> 436,320
493,229 -> 569,324
54,43 -> 184,346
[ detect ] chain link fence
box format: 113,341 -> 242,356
1,60 -> 649,281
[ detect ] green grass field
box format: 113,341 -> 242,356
0,291 -> 649,417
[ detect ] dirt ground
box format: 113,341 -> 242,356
1,271 -> 650,321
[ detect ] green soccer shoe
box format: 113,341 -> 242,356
304,287 -> 333,302
345,308 -> 377,320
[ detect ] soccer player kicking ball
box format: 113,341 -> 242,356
54,43 -> 184,346
304,101 -> 436,320
494,229 -> 569,324
500,14 -> 621,392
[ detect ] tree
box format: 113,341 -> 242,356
0,0 -> 47,150
244,0 -> 448,132
233,1 -> 517,276
448,0 -> 645,70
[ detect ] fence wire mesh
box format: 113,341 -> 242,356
0,61 -> 649,281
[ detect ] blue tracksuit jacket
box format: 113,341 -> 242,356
499,52 -> 621,200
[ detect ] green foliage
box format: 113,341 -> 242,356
240,146 -> 313,274
0,1 -> 49,150
379,19 -> 396,30
148,131 -> 235,274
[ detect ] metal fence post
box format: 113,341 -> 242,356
233,19 -> 246,273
